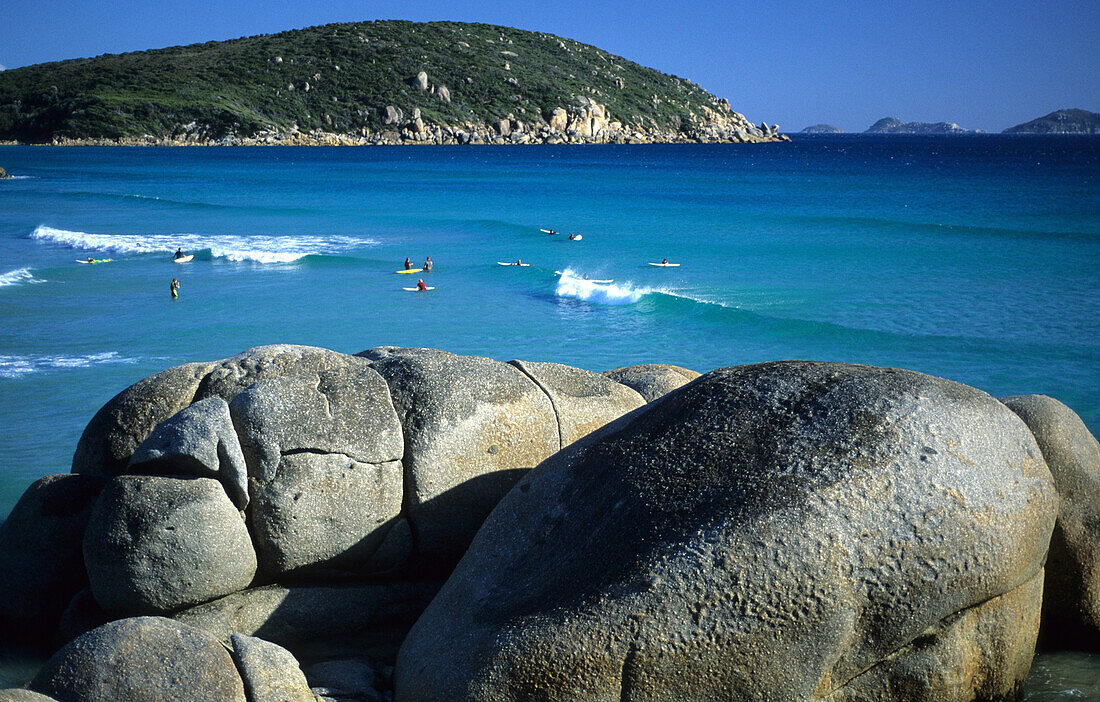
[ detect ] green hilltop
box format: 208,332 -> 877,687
0,20 -> 782,145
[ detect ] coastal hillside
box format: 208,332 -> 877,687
1003,109 -> 1100,134
0,20 -> 782,145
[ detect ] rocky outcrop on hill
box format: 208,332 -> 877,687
0,21 -> 787,146
0,167 -> 12,178
1003,109 -> 1100,134
864,117 -> 981,134
801,124 -> 844,133
1,347 -> 1096,701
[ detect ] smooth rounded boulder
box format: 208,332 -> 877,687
128,396 -> 249,510
1003,394 -> 1100,650
602,363 -> 700,402
397,361 -> 1057,702
83,476 -> 257,617
230,633 -> 315,702
230,366 -> 406,577
359,347 -> 559,572
29,616 -> 246,702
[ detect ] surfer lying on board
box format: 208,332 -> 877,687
170,278 -> 180,298
404,257 -> 412,270
416,279 -> 428,291
424,257 -> 433,271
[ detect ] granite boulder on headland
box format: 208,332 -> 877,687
1,345 -> 1097,701
1003,109 -> 1100,134
801,124 -> 844,133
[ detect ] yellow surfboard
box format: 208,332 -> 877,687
397,268 -> 423,274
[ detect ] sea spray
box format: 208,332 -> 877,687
555,269 -> 650,305
0,351 -> 139,379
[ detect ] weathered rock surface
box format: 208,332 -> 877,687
358,347 -> 559,573
174,582 -> 440,661
397,361 -> 1056,701
128,396 -> 249,509
29,617 -> 246,702
0,475 -> 103,650
0,690 -> 58,701
1003,394 -> 1100,650
510,359 -> 645,445
230,365 -> 405,578
304,659 -> 381,701
83,476 -> 257,616
230,633 -> 316,702
601,363 -> 700,402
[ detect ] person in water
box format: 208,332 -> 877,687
404,257 -> 412,270
174,248 -> 185,260
662,258 -> 668,264
424,256 -> 433,271
170,278 -> 180,298
568,233 -> 576,240
416,279 -> 428,291
516,259 -> 523,266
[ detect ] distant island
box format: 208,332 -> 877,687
1003,109 -> 1100,134
864,117 -> 981,134
0,20 -> 785,146
801,124 -> 843,134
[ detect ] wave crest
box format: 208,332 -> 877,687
0,351 -> 138,378
0,268 -> 45,288
555,269 -> 649,305
29,225 -> 375,263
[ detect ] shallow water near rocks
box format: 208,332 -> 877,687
0,136 -> 1097,694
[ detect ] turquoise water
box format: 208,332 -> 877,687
0,135 -> 1098,694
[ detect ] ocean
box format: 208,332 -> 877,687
0,135 -> 1097,694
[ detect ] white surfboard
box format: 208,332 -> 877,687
497,262 -> 530,266
403,286 -> 436,291
77,258 -> 112,264
173,255 -> 194,264
648,262 -> 680,267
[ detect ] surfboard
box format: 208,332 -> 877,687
497,262 -> 530,266
173,255 -> 194,264
648,262 -> 680,267
397,268 -> 423,274
589,279 -> 614,284
403,286 -> 435,291
540,228 -> 556,234
77,258 -> 112,264
568,235 -> 583,241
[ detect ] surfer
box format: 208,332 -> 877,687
516,259 -> 523,266
170,278 -> 180,299
569,233 -> 576,240
416,279 -> 428,291
174,248 -> 185,260
661,258 -> 668,265
404,257 -> 412,270
424,256 -> 433,271
86,257 -> 93,263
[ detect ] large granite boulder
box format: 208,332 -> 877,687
508,359 -> 645,445
127,396 -> 249,510
1003,394 -> 1100,650
397,361 -> 1057,701
602,363 -> 700,402
0,475 -> 103,650
230,633 -> 315,702
29,617 -> 246,702
83,476 -> 257,617
230,366 -> 406,578
72,345 -> 370,477
358,347 -> 559,573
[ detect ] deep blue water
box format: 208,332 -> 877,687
0,134 -> 1098,693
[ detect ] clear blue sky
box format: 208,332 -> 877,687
2,0 -> 1097,132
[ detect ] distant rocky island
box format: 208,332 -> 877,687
864,117 -> 981,134
0,20 -> 785,146
1003,109 -> 1100,134
801,124 -> 844,133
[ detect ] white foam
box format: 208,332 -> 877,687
29,225 -> 374,263
555,269 -> 649,305
0,268 -> 45,288
0,351 -> 138,378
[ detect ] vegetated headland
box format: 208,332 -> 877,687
0,20 -> 786,146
